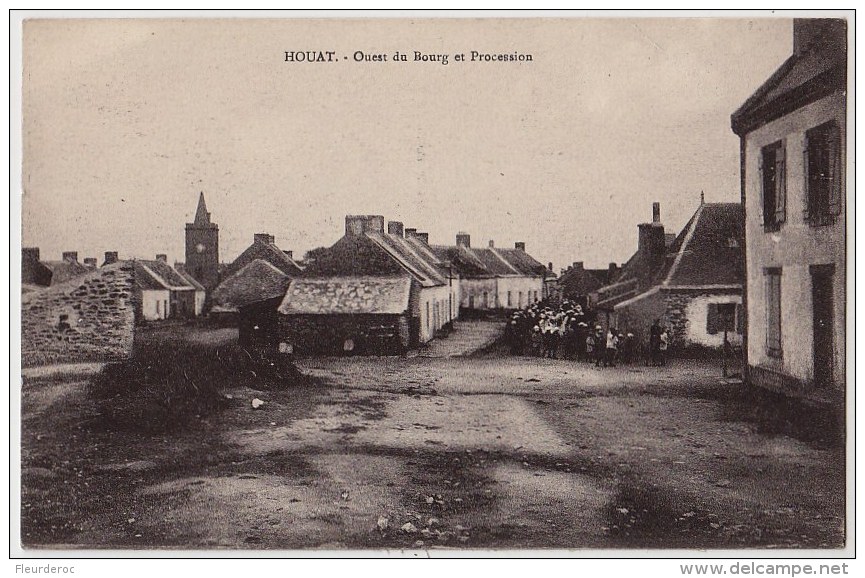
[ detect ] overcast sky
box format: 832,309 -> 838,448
21,17 -> 792,270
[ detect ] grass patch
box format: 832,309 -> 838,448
87,330 -> 306,433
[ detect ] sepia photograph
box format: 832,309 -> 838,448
11,10 -> 852,561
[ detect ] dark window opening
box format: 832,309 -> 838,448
760,141 -> 786,231
805,121 -> 843,226
765,269 -> 782,357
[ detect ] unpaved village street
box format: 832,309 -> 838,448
20,323 -> 845,551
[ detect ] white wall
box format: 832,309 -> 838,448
460,278 -> 497,309
744,92 -> 846,388
140,289 -> 170,321
419,284 -> 454,343
497,276 -> 543,310
684,294 -> 743,348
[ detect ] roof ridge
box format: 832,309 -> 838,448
662,203 -> 704,286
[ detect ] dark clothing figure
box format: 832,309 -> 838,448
649,320 -> 662,366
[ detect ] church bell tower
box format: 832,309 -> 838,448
185,192 -> 219,293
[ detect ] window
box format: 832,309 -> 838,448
760,141 -> 786,231
765,269 -> 782,357
707,303 -> 737,335
534,290 -> 539,303
805,121 -> 843,226
156,300 -> 160,315
518,291 -> 523,307
507,291 -> 512,307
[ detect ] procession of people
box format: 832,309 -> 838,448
503,300 -> 669,367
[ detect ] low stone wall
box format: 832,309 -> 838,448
21,262 -> 136,367
279,313 -> 409,355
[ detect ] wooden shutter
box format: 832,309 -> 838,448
775,143 -> 787,224
803,134 -> 811,221
758,152 -> 765,224
706,303 -> 719,335
827,123 -> 843,216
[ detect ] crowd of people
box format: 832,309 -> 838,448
503,300 -> 670,367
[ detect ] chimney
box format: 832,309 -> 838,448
83,257 -> 97,267
22,247 -> 40,265
515,242 -> 526,251
387,221 -> 404,237
283,250 -> 293,260
62,251 -> 78,263
793,18 -> 846,56
103,251 -> 118,266
652,202 -> 661,224
254,233 -> 275,245
456,232 -> 471,247
346,215 -> 385,236
573,261 -> 584,270
548,262 -> 553,271
488,240 -> 495,248
416,232 -> 429,245
156,254 -> 168,262
404,228 -> 418,238
609,263 -> 618,273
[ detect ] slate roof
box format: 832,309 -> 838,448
221,239 -> 304,280
662,203 -> 743,287
212,259 -> 292,311
42,260 -> 89,285
731,20 -> 846,135
558,267 -> 608,298
278,276 -> 412,315
429,244 -> 545,279
135,260 -> 198,291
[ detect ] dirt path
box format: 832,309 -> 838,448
20,354 -> 846,551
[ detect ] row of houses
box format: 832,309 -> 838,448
210,214 -> 549,354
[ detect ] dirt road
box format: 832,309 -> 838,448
20,340 -> 845,551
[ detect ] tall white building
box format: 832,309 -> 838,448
731,19 -> 847,401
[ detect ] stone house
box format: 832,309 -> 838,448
593,201 -> 744,353
294,215 -> 459,349
430,234 -> 546,313
278,276 -> 414,355
21,261 -> 136,366
731,18 -> 847,399
134,256 -> 205,321
22,248 -> 91,288
218,232 -> 305,282
556,261 -> 620,309
210,259 -> 294,345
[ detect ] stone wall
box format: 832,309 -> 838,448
279,313 -> 409,355
21,262 -> 136,366
663,288 -> 742,350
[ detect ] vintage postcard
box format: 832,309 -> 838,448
12,11 -> 853,562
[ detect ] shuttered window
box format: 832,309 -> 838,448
736,303 -> 745,334
804,121 -> 843,226
759,141 -> 786,231
765,269 -> 782,357
706,303 -> 719,334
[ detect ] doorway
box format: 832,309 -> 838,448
811,265 -> 834,388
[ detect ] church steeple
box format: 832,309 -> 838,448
185,192 -> 219,295
193,191 -> 211,225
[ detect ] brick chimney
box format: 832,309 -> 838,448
456,232 -> 471,247
62,251 -> 78,263
387,221 -> 404,237
156,254 -> 168,262
573,261 -> 584,270
638,203 -> 666,278
283,250 -> 293,260
254,233 -> 275,245
548,262 -> 554,272
83,257 -> 97,267
103,251 -> 118,266
346,215 -> 385,237
22,247 -> 41,284
793,18 -> 846,56
515,242 -> 526,251
488,240 -> 495,248
404,228 -> 418,238
416,232 -> 429,244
